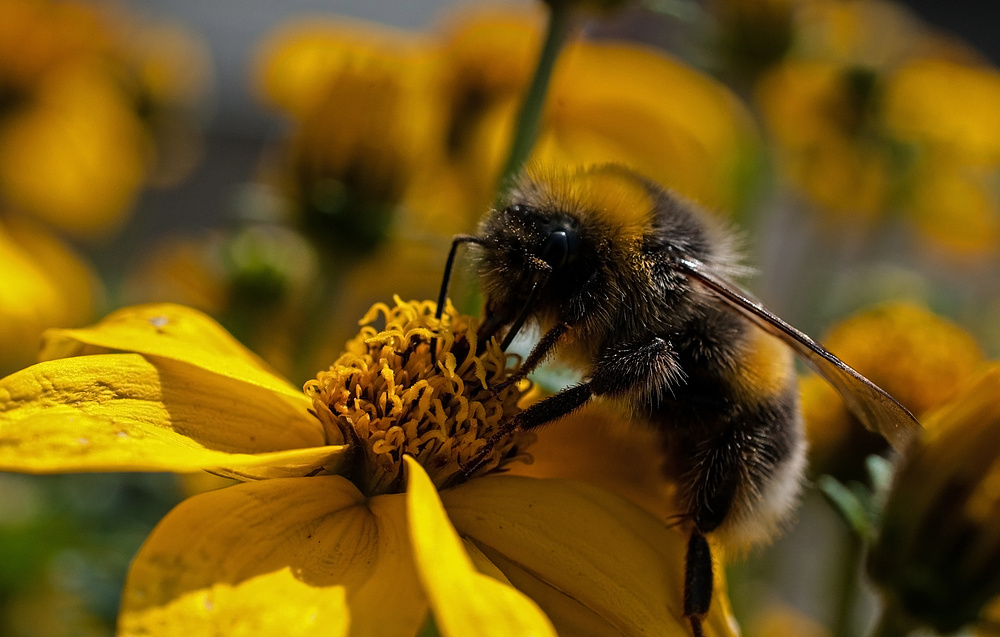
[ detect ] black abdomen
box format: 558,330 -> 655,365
648,311 -> 806,544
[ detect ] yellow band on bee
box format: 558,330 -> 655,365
728,326 -> 796,404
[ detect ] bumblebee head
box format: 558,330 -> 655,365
474,201 -> 604,348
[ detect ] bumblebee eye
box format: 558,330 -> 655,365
540,230 -> 570,270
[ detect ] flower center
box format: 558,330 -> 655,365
305,297 -> 533,495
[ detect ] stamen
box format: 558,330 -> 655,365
305,297 -> 534,495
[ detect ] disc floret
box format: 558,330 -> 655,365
305,297 -> 532,495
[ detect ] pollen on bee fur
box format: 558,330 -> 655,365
304,296 -> 534,495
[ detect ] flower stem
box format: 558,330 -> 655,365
497,1 -> 574,189
831,532 -> 863,637
869,596 -> 917,637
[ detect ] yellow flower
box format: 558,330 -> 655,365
0,299 -> 738,636
256,19 -> 447,256
884,57 -> 1000,162
754,0 -> 1000,256
535,40 -> 759,212
434,8 -> 760,212
0,58 -> 147,235
755,59 -> 893,220
433,6 -> 545,209
868,364 -> 1000,635
0,0 -> 208,237
883,57 -> 1000,256
0,217 -> 101,375
905,153 -> 1000,257
800,301 -> 985,476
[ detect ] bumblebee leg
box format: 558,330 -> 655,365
511,381 -> 594,431
491,322 -> 570,394
683,530 -> 712,637
589,336 -> 680,399
483,336 -> 678,470
462,382 -> 594,477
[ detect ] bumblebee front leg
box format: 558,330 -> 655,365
462,381 -> 595,477
465,336 -> 678,476
491,321 -> 570,394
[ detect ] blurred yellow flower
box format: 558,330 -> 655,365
869,364 -> 1000,635
801,301 -> 986,476
884,57 -> 1000,256
537,39 -> 759,212
0,0 -> 208,237
256,18 -> 447,256
756,59 -> 893,220
755,0 -> 1000,256
256,5 -> 759,254
431,8 -> 760,212
0,217 -> 101,375
433,6 -> 545,209
0,62 -> 147,234
0,299 -> 738,636
905,154 -> 1000,257
884,57 -> 1000,161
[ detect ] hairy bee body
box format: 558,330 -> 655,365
477,165 -> 805,549
437,164 -> 917,635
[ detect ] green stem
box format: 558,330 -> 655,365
869,596 -> 918,637
291,250 -> 347,385
831,532 -> 863,637
497,1 -> 574,190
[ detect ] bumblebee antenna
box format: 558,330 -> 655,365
432,234 -> 483,363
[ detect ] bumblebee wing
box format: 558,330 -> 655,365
678,258 -> 921,450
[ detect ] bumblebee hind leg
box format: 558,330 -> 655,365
683,530 -> 713,637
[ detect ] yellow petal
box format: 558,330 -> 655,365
120,475 -> 427,637
506,402 -> 677,519
0,353 -> 336,474
404,456 -> 557,637
40,303 -> 304,403
442,475 -> 739,637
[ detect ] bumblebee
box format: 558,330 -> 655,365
435,164 -> 920,636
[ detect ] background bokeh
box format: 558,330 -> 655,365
3,1 -> 1000,636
